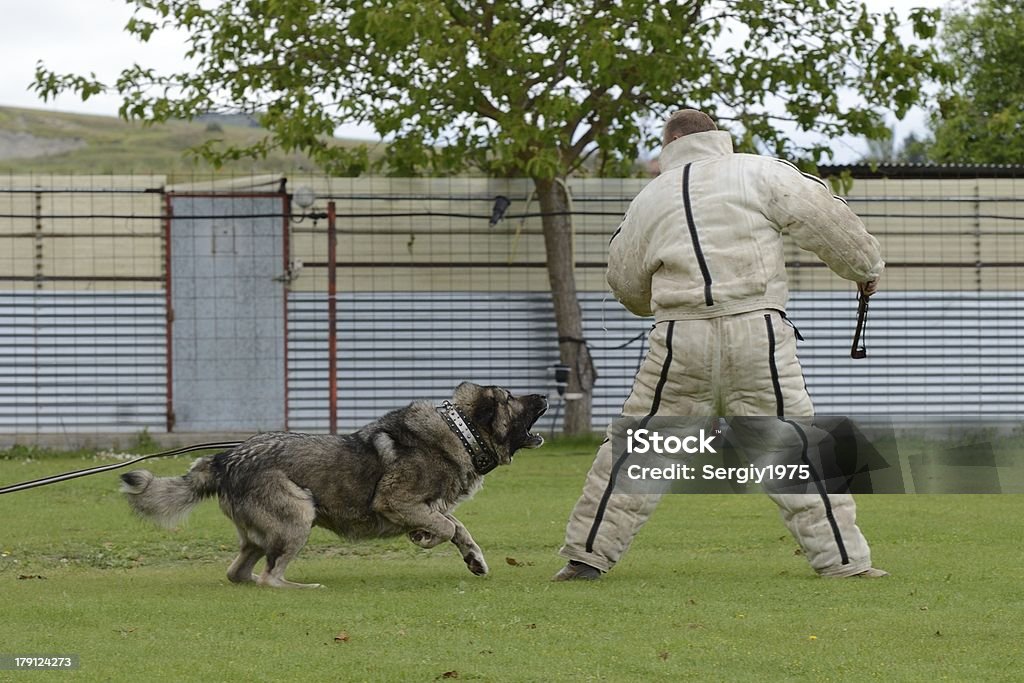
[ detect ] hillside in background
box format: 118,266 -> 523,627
0,106 -> 380,178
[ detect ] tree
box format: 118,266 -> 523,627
898,132 -> 932,164
33,0 -> 945,432
929,0 -> 1024,163
858,129 -> 934,164
860,129 -> 898,165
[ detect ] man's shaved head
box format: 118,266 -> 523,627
662,109 -> 717,146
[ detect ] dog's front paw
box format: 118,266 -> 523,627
409,529 -> 440,548
464,551 -> 489,576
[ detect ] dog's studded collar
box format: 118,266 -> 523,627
436,400 -> 500,475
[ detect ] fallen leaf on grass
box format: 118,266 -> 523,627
658,651 -> 670,661
525,623 -> 537,630
438,671 -> 459,679
333,631 -> 350,643
16,574 -> 46,580
505,557 -> 534,567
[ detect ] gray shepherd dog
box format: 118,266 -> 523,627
120,383 -> 547,588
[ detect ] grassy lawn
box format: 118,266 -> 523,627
1,438 -> 1021,682
0,106 -> 374,177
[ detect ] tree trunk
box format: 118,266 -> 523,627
533,177 -> 596,434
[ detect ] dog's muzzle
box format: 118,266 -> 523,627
522,396 -> 548,449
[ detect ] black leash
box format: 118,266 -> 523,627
851,289 -> 870,359
0,441 -> 244,496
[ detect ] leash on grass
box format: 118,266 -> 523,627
0,441 -> 244,496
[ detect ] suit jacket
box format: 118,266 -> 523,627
607,130 -> 884,321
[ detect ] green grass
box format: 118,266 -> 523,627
0,438 -> 1021,682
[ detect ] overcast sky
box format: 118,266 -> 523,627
0,0 -> 949,163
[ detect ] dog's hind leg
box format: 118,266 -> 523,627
226,536 -> 264,584
250,478 -> 322,589
259,533 -> 320,589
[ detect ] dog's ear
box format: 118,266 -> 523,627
453,382 -> 496,429
452,382 -> 481,402
469,390 -> 498,430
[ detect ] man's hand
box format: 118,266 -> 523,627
858,277 -> 880,298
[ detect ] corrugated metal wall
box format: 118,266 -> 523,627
0,291 -> 165,430
0,176 -> 167,433
1,173 -> 1022,435
287,292 -> 559,430
283,289 -> 1024,432
786,291 -> 1024,416
279,175 -> 1024,429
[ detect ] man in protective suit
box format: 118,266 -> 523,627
554,109 -> 888,581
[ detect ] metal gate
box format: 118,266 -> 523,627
166,193 -> 288,432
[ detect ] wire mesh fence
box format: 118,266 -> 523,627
0,176 -> 166,433
0,169 -> 1021,438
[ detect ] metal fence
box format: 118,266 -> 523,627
1,170 -> 1022,439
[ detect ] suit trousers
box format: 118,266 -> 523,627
559,309 -> 873,577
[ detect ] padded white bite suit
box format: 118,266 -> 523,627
560,130 -> 885,577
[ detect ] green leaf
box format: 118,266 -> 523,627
30,0 -> 951,173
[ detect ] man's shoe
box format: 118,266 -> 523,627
551,560 -> 602,581
851,567 -> 890,578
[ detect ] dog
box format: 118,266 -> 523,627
119,382 -> 548,588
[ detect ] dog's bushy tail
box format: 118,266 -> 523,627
119,456 -> 218,528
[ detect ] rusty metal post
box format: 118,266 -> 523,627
281,192 -> 291,431
327,201 -> 338,434
163,192 -> 175,432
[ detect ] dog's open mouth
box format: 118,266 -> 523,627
522,398 -> 548,449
